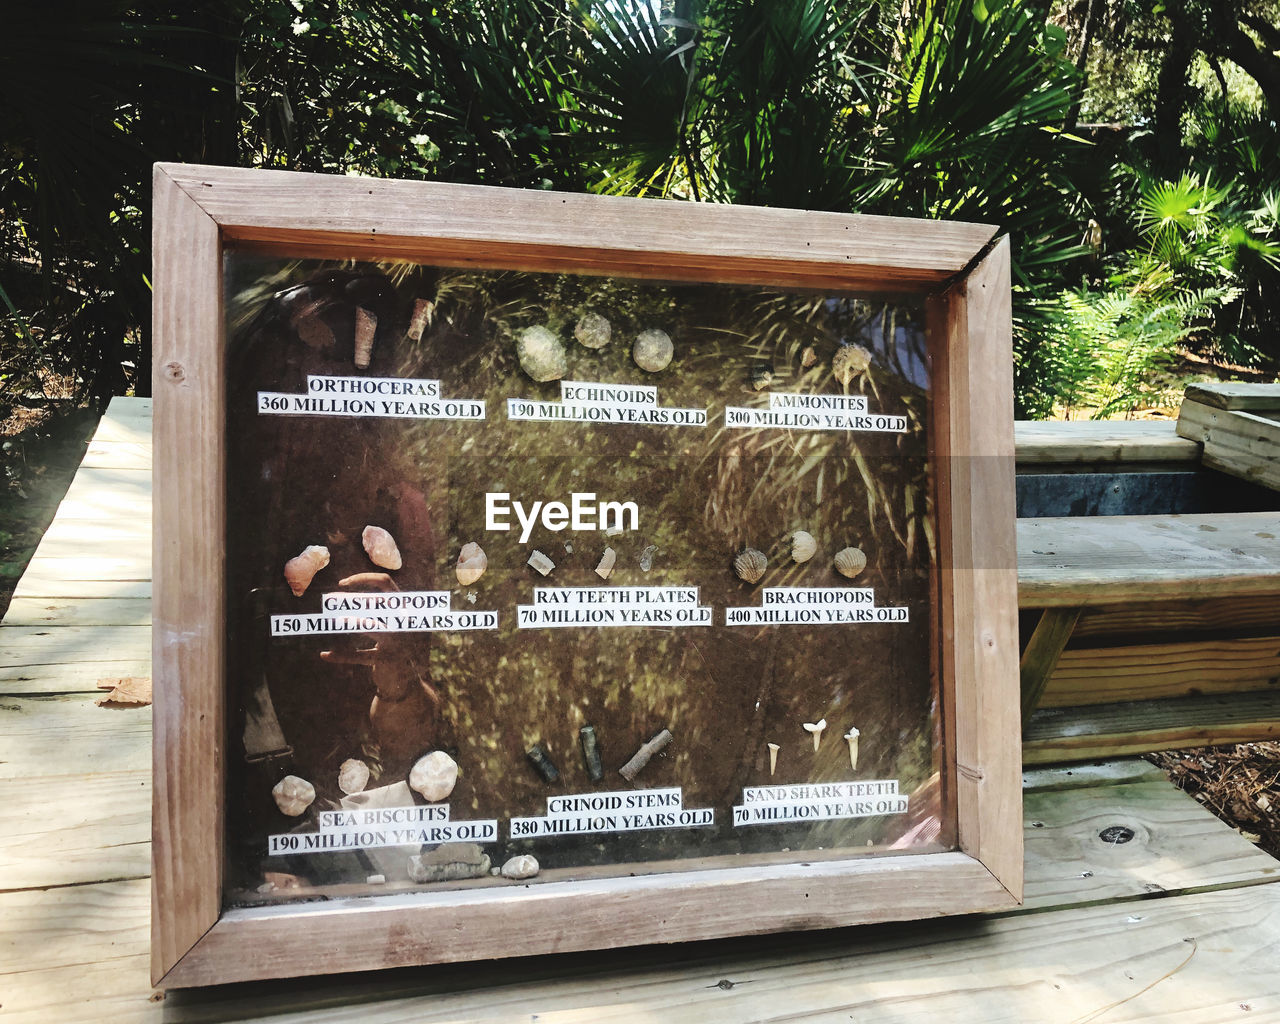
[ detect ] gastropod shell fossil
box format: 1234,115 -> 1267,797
362,525 -> 402,570
284,545 -> 330,597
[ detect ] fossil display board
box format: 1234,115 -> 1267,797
152,166 -> 1019,987
225,258 -> 943,903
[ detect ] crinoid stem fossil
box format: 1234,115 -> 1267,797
803,719 -> 827,752
844,727 -> 860,770
619,729 -> 672,782
768,742 -> 780,776
580,724 -> 604,782
526,742 -> 561,783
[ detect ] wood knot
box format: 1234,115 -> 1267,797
163,361 -> 186,382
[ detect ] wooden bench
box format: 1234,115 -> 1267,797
1015,416 -> 1280,764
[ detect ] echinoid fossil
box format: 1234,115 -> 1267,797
456,542 -> 488,586
791,530 -> 817,563
337,758 -> 370,795
834,546 -> 867,579
517,324 -> 568,382
574,311 -> 612,349
409,751 -> 458,802
632,328 -> 674,372
284,545 -> 330,597
362,525 -> 402,570
733,548 -> 767,584
271,775 -> 316,816
832,343 -> 872,386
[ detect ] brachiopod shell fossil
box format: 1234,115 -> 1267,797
456,542 -> 488,586
284,545 -> 330,597
834,546 -> 867,579
362,525 -> 402,570
574,311 -> 611,349
409,750 -> 458,802
733,548 -> 767,584
271,775 -> 316,816
354,306 -> 377,369
516,324 -> 568,382
595,546 -> 617,580
527,550 -> 555,576
633,328 -> 673,372
791,530 -> 817,563
338,758 -> 370,795
832,343 -> 872,386
501,854 -> 540,880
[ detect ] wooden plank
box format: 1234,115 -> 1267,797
930,236 -> 1023,905
0,693 -> 151,780
1017,512 -> 1280,607
28,517 -> 150,560
1,596 -> 152,629
1023,691 -> 1280,764
80,440 -> 152,471
150,163 -> 226,984
0,769 -> 150,891
1022,770 -> 1280,911
1019,606 -> 1082,724
9,574 -> 151,600
91,396 -> 153,442
1183,381 -> 1280,411
1178,399 -> 1280,491
0,625 -> 151,668
7,883 -> 1280,1023
1043,635 -> 1280,707
1072,594 -> 1280,640
1014,419 -> 1200,465
0,659 -> 153,695
162,163 -> 997,292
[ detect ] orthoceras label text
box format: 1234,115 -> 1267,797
258,374 -> 485,420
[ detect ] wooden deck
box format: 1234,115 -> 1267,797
3,399 -> 1279,1020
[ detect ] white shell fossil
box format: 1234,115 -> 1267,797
832,344 -> 872,386
456,542 -> 488,586
733,548 -> 767,584
362,525 -> 402,571
528,550 -> 555,576
501,854 -> 540,880
354,306 -> 377,369
516,324 -> 568,382
271,775 -> 316,816
791,530 -> 817,563
284,545 -> 330,597
337,758 -> 370,795
632,328 -> 674,372
595,546 -> 617,580
834,546 -> 867,579
574,311 -> 612,350
409,751 -> 458,802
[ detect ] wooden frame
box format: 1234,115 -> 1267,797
152,162 -> 1019,987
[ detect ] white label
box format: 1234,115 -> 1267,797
318,804 -> 450,830
768,392 -> 868,414
271,608 -> 498,636
510,786 -> 714,839
508,398 -> 706,427
724,406 -> 906,432
257,375 -> 484,420
733,781 -> 907,827
724,604 -> 909,626
560,380 -> 658,406
544,787 -> 683,815
268,818 -> 498,855
517,587 -> 712,629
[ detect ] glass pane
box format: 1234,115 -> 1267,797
222,255 -> 948,906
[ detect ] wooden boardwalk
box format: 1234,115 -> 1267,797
2,399 -> 1279,1021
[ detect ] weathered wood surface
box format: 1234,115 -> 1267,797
1024,691 -> 1280,764
1014,418 -> 1200,465
1182,381 -> 1280,411
1018,512 -> 1280,607
5,396 -> 1280,1015
1071,594 -> 1280,640
1019,606 -> 1082,724
1178,397 -> 1280,492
